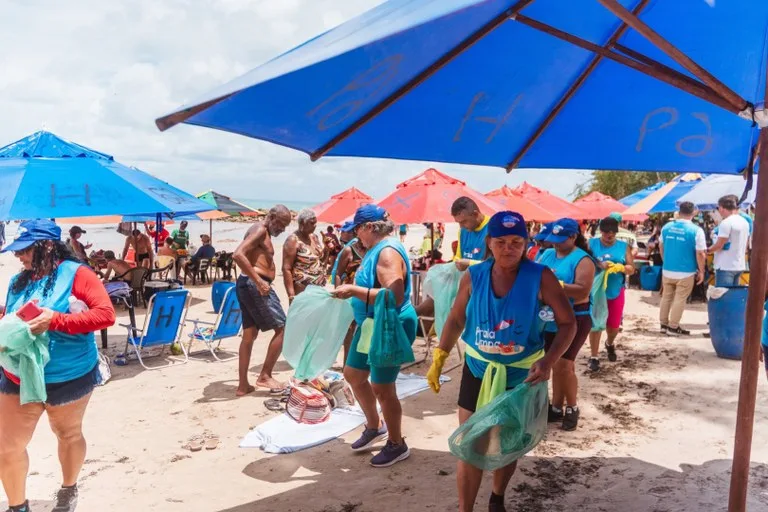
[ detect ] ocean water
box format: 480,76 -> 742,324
236,198 -> 318,212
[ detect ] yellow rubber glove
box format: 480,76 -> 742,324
606,263 -> 626,275
427,348 -> 450,393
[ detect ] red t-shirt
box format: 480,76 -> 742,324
148,228 -> 170,245
4,266 -> 116,385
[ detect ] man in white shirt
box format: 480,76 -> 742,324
658,202 -> 706,336
707,194 -> 750,287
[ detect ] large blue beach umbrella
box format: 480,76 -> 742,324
0,131 -> 213,221
676,174 -> 760,211
156,1 -> 768,508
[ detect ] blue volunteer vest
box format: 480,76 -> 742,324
6,260 -> 96,384
352,238 -> 413,324
330,237 -> 357,284
589,238 -> 628,300
762,300 -> 768,348
462,259 -> 545,383
661,220 -> 700,274
537,247 -> 590,285
537,247 -> 592,331
459,222 -> 489,261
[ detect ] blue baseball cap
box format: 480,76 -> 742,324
544,218 -> 580,244
341,204 -> 388,232
3,219 -> 62,253
534,222 -> 553,241
488,211 -> 528,239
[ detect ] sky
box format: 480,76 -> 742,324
0,0 -> 591,206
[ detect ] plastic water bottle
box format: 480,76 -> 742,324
68,296 -> 89,313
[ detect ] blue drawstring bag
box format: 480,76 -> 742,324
448,382 -> 548,471
283,286 -> 354,381
422,263 -> 463,338
368,289 -> 415,367
591,271 -> 609,332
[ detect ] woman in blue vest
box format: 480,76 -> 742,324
427,211 -> 576,512
537,219 -> 596,431
587,216 -> 635,372
332,205 -> 417,468
0,220 -> 115,512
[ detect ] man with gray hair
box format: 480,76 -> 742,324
233,204 -> 293,396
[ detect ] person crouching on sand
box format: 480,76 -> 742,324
427,211 -> 575,512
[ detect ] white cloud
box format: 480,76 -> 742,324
0,0 -> 589,208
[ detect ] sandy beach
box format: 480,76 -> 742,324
1,223 -> 767,511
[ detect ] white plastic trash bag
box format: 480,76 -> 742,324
707,286 -> 729,301
422,263 -> 463,337
283,286 -> 354,381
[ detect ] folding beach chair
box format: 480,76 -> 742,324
402,315 -> 463,372
185,285 -> 242,362
121,289 -> 191,370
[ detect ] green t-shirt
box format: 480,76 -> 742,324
171,229 -> 190,250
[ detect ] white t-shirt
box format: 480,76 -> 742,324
713,214 -> 750,271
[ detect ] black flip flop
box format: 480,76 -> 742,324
264,397 -> 287,412
269,387 -> 290,396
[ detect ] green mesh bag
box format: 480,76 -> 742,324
448,382 -> 548,471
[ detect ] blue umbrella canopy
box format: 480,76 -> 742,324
676,174 -> 759,211
156,3 -> 768,507
157,0 -> 768,176
0,131 -> 213,221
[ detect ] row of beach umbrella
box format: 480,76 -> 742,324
310,167 -> 647,225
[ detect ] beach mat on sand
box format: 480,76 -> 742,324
240,373 -> 450,454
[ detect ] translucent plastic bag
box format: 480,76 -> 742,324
283,286 -> 354,381
0,315 -> 50,405
422,263 -> 462,338
590,271 -> 609,332
368,290 -> 416,368
448,382 -> 548,471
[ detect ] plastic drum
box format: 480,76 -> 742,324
707,287 -> 748,360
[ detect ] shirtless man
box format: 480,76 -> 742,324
102,251 -> 132,282
233,204 -> 293,396
123,229 -> 154,269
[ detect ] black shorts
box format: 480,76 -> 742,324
544,303 -> 592,361
137,253 -> 150,263
457,362 -> 517,413
0,364 -> 99,407
235,276 -> 286,331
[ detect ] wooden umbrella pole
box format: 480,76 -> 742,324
728,127 -> 768,512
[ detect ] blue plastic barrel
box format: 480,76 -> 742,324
639,266 -> 662,291
212,281 -> 236,313
707,287 -> 748,360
